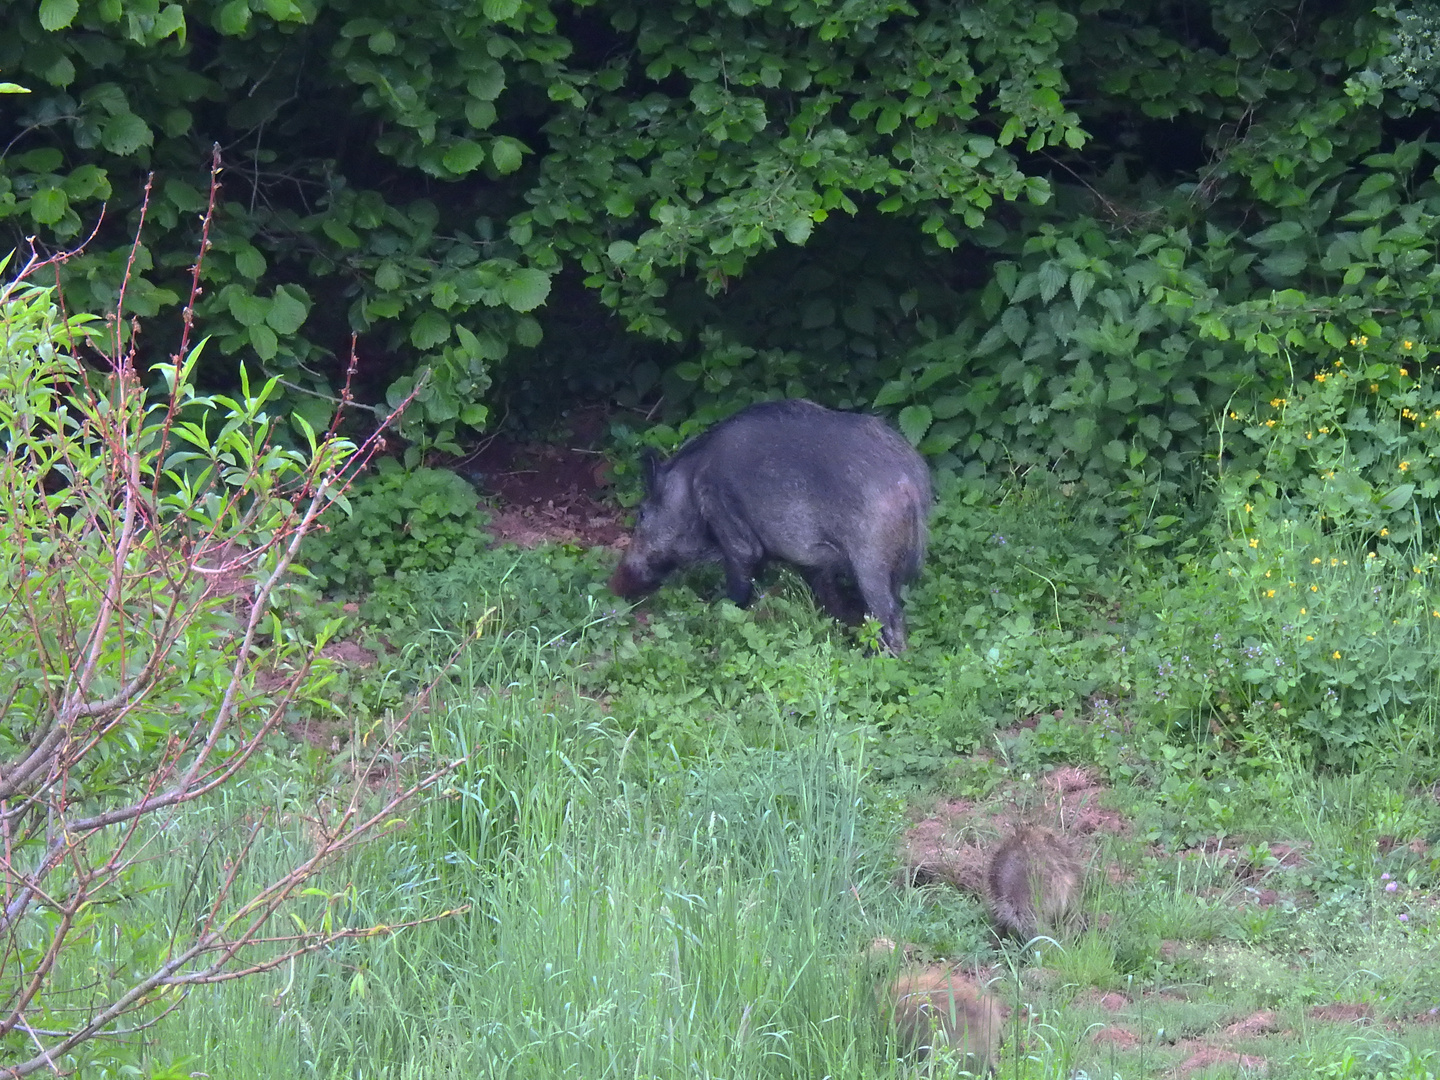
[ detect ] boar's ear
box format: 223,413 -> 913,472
640,448 -> 662,495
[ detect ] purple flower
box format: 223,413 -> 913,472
1399,913 -> 1410,923
1386,882 -> 1398,893
1382,873 -> 1391,881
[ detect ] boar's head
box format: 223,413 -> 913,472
609,450 -> 717,598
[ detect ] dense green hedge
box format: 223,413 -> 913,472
6,0 -> 1440,510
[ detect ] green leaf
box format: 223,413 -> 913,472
1380,483 -> 1415,511
228,291 -> 269,327
490,137 -> 525,174
0,82 -> 31,94
154,4 -> 186,42
217,0 -> 251,34
235,246 -> 266,280
1000,305 -> 1029,345
482,0 -> 522,18
1066,416 -> 1098,453
19,147 -> 63,171
783,215 -> 813,245
29,187 -> 68,225
1248,220 -> 1305,246
39,0 -> 79,31
63,164 -> 110,200
442,140 -> 487,175
411,310 -> 451,350
249,323 -> 278,360
467,61 -> 506,101
604,191 -> 635,217
1069,269 -> 1095,309
266,287 -> 309,334
501,268 -> 551,313
466,99 -> 497,129
514,314 -> 542,347
374,262 -> 403,291
102,112 -> 153,156
1037,261 -> 1067,304
897,404 -> 932,446
873,381 -> 909,408
321,219 -> 361,248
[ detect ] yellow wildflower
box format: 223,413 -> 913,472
1369,552 -> 1377,559
1249,538 -> 1259,548
1401,367 -> 1409,377
1311,557 -> 1321,564
1265,589 -> 1275,597
1334,359 -> 1344,367
1306,634 -> 1314,641
1333,651 -> 1342,659
1400,461 -> 1411,471
1301,607 -> 1307,615
1315,373 -> 1327,382
1381,528 -> 1389,536
1404,340 -> 1414,349
1269,419 -> 1279,428
1331,558 -> 1339,566
1310,584 -> 1319,591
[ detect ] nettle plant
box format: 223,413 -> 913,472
298,458 -> 490,595
1187,342 -> 1440,762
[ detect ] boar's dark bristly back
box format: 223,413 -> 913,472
610,398 -> 931,652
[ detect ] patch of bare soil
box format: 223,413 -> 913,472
1223,1012 -> 1279,1038
1307,1003 -> 1375,1023
1091,1026 -> 1141,1050
1175,1045 -> 1268,1076
452,412 -> 627,549
1076,989 -> 1131,1012
899,764 -> 1128,895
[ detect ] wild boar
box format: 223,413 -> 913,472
885,967 -> 1003,1075
985,826 -> 1084,942
608,399 -> 931,651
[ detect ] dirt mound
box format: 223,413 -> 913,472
455,415 -> 627,549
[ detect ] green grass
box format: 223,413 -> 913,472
36,478 -> 1440,1079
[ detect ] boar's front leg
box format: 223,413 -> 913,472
696,487 -> 764,608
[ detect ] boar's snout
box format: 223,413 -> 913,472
609,560 -> 653,599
